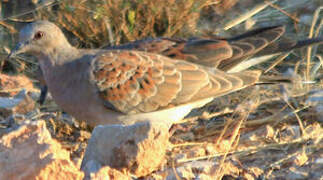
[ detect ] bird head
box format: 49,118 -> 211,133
8,20 -> 71,59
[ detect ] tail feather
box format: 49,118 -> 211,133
257,75 -> 294,84
280,37 -> 323,52
226,25 -> 284,41
216,26 -> 286,71
256,37 -> 323,56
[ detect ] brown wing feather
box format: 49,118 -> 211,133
93,51 -> 181,113
148,26 -> 285,71
93,50 -> 261,114
101,25 -> 323,72
101,26 -> 288,72
217,26 -> 286,70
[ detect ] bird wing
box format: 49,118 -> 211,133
216,25 -> 286,70
105,26 -> 286,71
92,50 -> 261,114
172,25 -> 286,71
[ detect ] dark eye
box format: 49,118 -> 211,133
34,31 -> 44,40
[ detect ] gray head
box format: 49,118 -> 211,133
9,20 -> 72,58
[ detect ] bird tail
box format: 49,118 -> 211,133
256,36 -> 323,56
257,75 -> 317,85
279,37 -> 323,52
218,26 -> 323,71
257,75 -> 294,84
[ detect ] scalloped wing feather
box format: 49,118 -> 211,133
92,50 -> 261,114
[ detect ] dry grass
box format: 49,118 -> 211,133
37,0 -> 211,47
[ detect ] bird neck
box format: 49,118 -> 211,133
37,44 -> 78,67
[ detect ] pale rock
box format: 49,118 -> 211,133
0,120 -> 84,179
81,121 -> 170,177
0,89 -> 35,118
89,166 -> 131,180
150,160 -> 218,180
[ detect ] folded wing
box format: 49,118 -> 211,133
92,50 -> 261,114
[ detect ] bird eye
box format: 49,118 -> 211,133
34,31 -> 44,40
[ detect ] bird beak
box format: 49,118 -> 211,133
7,41 -> 29,59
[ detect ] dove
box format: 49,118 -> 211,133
35,24 -> 323,104
9,21 -> 322,127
